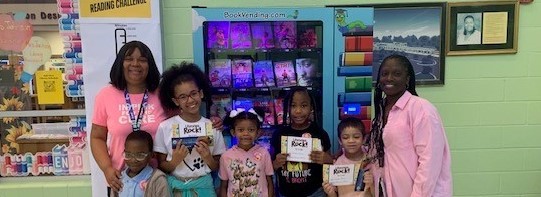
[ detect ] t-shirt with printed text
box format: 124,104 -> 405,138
92,85 -> 166,170
271,123 -> 331,196
219,145 -> 274,197
154,115 -> 226,178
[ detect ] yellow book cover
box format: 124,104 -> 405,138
36,70 -> 64,105
281,136 -> 288,154
206,122 -> 214,146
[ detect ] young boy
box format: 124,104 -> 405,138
114,131 -> 170,197
323,117 -> 374,197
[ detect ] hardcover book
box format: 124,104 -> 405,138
230,22 -> 252,49
232,59 -> 254,88
274,60 -> 296,87
208,59 -> 231,88
295,58 -> 320,87
251,22 -> 274,49
206,21 -> 229,49
253,97 -> 276,126
253,60 -> 275,87
210,94 -> 232,119
274,21 -> 297,49
298,25 -> 318,48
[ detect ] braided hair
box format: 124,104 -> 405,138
368,54 -> 418,167
281,86 -> 320,127
158,61 -> 212,112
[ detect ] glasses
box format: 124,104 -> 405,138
123,152 -> 149,161
175,90 -> 201,103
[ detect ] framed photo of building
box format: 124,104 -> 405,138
371,3 -> 446,85
446,1 -> 519,55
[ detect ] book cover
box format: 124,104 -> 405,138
230,22 -> 252,49
298,25 -> 318,48
253,60 -> 275,88
233,98 -> 253,111
295,58 -> 320,87
253,97 -> 275,126
206,21 -> 229,49
210,94 -> 232,120
273,60 -> 296,87
274,98 -> 284,125
274,21 -> 297,49
208,59 -> 231,88
251,22 -> 274,49
232,59 -> 254,88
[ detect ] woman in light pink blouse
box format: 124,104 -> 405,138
367,55 -> 452,197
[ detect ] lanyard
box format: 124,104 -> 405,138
124,89 -> 149,132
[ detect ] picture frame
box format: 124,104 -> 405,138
369,3 -> 446,85
446,1 -> 519,56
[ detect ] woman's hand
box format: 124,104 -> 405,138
104,166 -> 122,192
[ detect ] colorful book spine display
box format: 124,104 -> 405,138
0,116 -> 90,176
336,9 -> 374,134
58,0 -> 84,97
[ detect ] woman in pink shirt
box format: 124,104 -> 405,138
90,41 -> 222,195
368,55 -> 452,197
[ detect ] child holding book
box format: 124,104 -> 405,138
322,117 -> 374,197
271,86 -> 332,196
218,108 -> 274,197
154,62 -> 226,197
115,130 -> 170,197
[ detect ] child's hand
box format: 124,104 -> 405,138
171,141 -> 189,165
195,139 -> 211,159
310,151 -> 332,164
197,136 -> 211,145
273,153 -> 288,169
322,182 -> 337,197
210,116 -> 224,131
363,170 -> 374,189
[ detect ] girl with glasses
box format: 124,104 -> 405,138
154,62 -> 226,197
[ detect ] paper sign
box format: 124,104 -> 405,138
0,14 -> 33,52
36,70 -> 64,104
323,164 -> 361,186
281,136 -> 322,163
79,0 -> 151,18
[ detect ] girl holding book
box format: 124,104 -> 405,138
154,62 -> 226,197
271,86 -> 332,197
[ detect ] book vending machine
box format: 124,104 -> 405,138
192,7 -> 374,152
192,7 -> 335,150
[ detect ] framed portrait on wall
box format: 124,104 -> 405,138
446,1 -> 519,55
370,3 -> 446,85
